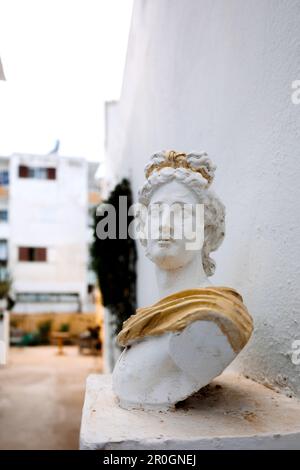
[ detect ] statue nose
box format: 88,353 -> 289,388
160,226 -> 171,238
159,208 -> 173,237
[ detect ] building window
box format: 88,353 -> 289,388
0,170 -> 9,186
18,165 -> 56,180
0,263 -> 9,281
0,240 -> 8,261
0,210 -> 8,222
16,292 -> 79,303
18,247 -> 47,262
87,284 -> 94,294
28,167 -> 47,179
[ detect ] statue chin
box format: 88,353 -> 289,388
112,321 -> 237,411
146,245 -> 192,271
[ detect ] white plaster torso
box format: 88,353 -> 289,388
113,320 -> 236,410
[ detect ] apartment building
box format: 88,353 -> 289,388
0,152 -> 100,314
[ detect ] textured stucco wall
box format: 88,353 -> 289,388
107,0 -> 300,396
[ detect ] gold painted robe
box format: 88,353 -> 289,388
117,287 -> 253,353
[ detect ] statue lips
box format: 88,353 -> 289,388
156,230 -> 174,247
157,238 -> 173,247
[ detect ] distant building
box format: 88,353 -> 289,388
0,153 -> 101,314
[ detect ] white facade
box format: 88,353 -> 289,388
105,0 -> 300,397
0,57 -> 5,80
0,152 -> 99,314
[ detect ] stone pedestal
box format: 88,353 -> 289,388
80,373 -> 300,450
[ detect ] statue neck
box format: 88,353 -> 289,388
155,254 -> 212,298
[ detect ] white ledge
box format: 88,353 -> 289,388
80,372 -> 300,450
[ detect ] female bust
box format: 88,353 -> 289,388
113,151 -> 253,410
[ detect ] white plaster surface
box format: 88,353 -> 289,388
113,322 -> 236,410
80,373 -> 300,450
103,307 -> 121,373
105,0 -> 300,397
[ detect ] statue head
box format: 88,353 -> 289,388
138,150 -> 225,276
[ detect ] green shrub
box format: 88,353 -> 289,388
59,323 -> 70,332
90,179 -> 137,334
37,319 -> 52,344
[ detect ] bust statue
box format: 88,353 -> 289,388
113,150 -> 253,410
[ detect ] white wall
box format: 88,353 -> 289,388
9,153 -> 88,310
0,58 -> 5,81
106,0 -> 300,396
0,309 -> 9,365
0,158 -> 10,241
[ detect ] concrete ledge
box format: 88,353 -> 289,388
80,373 -> 300,450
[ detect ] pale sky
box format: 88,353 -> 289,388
0,0 -> 133,161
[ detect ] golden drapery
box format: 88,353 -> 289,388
117,287 -> 253,353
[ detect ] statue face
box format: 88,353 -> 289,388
144,180 -> 204,270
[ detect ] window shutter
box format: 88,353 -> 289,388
19,165 -> 29,178
35,247 -> 47,261
19,247 -> 29,261
47,168 -> 56,180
